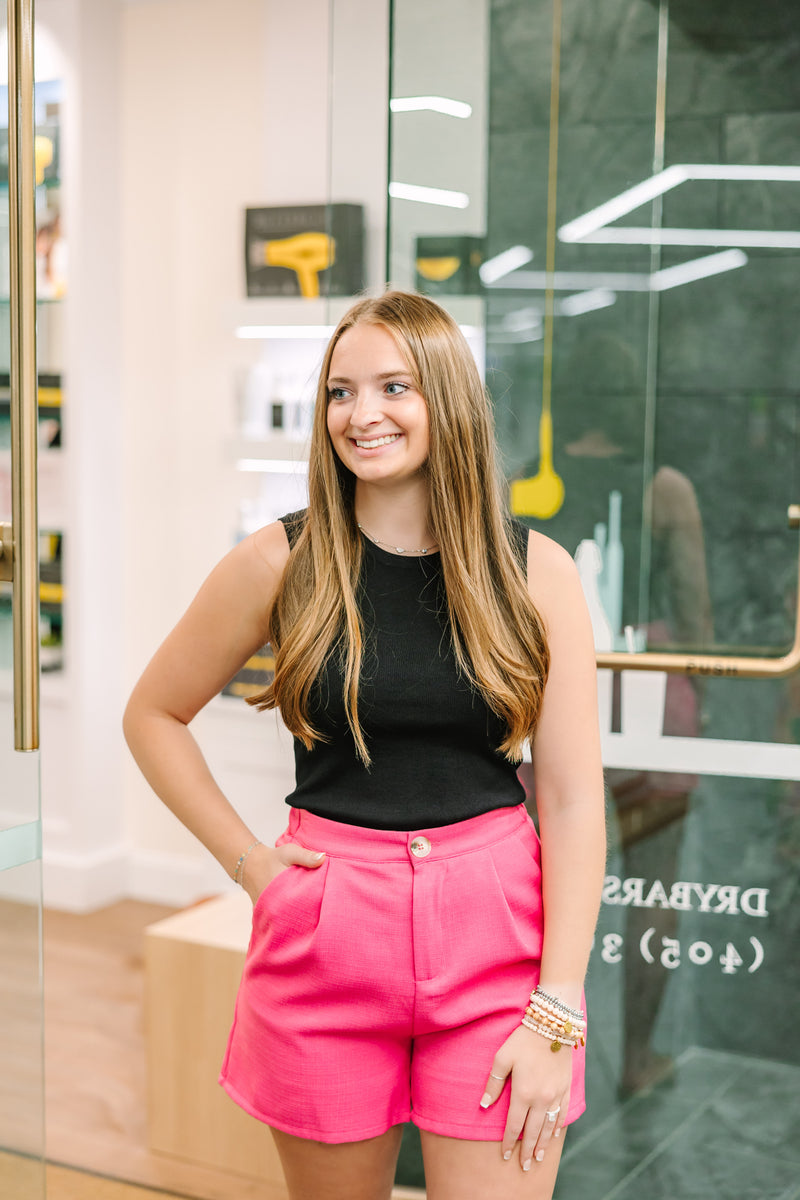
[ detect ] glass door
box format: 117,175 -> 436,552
387,0 -> 800,1194
0,0 -> 44,1195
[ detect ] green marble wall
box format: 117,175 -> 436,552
490,0 -> 799,656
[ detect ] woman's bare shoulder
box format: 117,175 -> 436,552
190,520 -> 292,634
250,519 -> 293,578
524,529 -> 580,603
124,520 -> 295,726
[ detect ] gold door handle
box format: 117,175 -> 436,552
596,504 -> 800,679
8,0 -> 40,751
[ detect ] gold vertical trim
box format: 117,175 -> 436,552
541,0 -> 562,428
8,0 -> 40,751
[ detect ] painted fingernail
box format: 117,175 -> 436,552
536,1150 -> 544,1162
555,1127 -> 561,1138
479,1093 -> 492,1109
503,1150 -> 512,1161
312,852 -> 325,860
522,1159 -> 531,1171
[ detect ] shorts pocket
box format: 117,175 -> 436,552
516,815 -> 542,870
249,856 -> 330,959
487,834 -> 544,959
251,861 -> 296,923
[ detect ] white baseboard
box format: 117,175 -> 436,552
43,844 -> 130,912
42,845 -> 232,912
127,848 -> 233,908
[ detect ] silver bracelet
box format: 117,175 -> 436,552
232,840 -> 262,885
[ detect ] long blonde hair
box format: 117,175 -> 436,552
248,291 -> 549,763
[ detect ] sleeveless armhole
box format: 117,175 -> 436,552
279,508 -> 308,550
508,518 -> 530,576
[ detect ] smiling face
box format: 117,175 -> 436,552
325,323 -> 430,487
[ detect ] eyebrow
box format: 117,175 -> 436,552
327,369 -> 414,385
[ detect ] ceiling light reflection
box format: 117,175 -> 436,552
649,249 -> 748,291
484,250 -> 747,293
389,182 -> 470,209
559,288 -> 617,315
559,163 -> 800,244
576,227 -> 800,249
502,307 -> 542,332
480,245 -> 534,284
390,96 -> 472,119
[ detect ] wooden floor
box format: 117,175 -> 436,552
1,1150 -> 192,1199
1,1149 -> 425,1200
3,899 -> 421,1200
41,900 -> 289,1200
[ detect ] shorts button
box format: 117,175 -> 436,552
410,836 -> 432,858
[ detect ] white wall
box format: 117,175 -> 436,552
39,0 -> 130,911
41,0 -> 390,910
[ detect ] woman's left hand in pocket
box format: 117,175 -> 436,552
480,1024 -> 572,1171
241,841 -> 325,907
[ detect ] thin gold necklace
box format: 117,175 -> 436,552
357,523 -> 437,556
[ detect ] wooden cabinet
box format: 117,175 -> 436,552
144,892 -> 287,1192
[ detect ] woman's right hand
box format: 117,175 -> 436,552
240,841 -> 326,907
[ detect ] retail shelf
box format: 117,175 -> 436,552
0,380 -> 62,408
227,295 -> 364,336
229,435 -> 310,464
228,295 -> 488,335
0,296 -> 63,306
0,177 -> 61,192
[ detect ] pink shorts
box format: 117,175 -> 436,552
219,802 -> 586,1143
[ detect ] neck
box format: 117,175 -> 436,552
354,479 -> 435,549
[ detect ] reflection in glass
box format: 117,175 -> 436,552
388,0 -> 800,1194
0,859 -> 45,1192
482,0 -> 800,1192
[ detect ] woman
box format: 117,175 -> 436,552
124,291 -> 606,1200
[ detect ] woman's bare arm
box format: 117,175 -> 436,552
527,530 -> 607,1009
122,521 -> 297,886
479,530 -> 606,1167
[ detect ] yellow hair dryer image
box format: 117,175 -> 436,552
261,231 -> 336,299
416,256 -> 461,282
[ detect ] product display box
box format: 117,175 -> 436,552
245,203 -> 364,299
414,235 -> 484,295
144,894 -> 287,1184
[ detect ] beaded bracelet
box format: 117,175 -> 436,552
534,984 -> 585,1022
533,985 -> 584,1022
524,1008 -> 585,1037
520,985 -> 586,1051
232,840 -> 262,885
524,1007 -> 585,1045
521,1016 -> 578,1051
526,1001 -> 586,1037
525,1002 -> 585,1027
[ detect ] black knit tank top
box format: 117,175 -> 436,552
280,511 -> 530,830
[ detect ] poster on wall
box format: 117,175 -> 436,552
244,203 -> 364,300
414,235 -> 484,296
